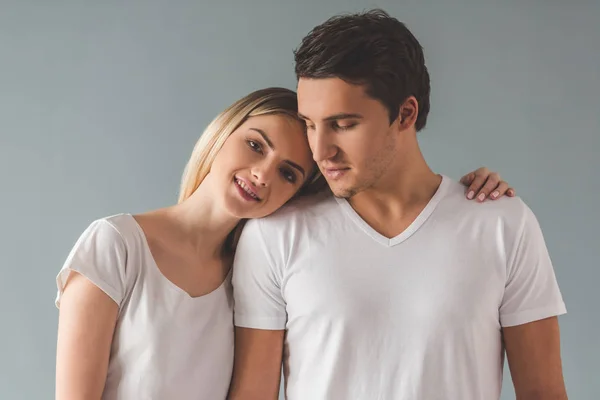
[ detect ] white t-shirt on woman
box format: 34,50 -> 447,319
55,214 -> 234,400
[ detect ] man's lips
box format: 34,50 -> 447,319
321,167 -> 350,180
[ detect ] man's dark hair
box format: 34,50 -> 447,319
294,9 -> 431,131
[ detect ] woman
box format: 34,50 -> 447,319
55,87 -> 514,399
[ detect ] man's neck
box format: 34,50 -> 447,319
348,150 -> 441,239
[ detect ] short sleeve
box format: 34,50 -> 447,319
55,219 -> 128,308
499,204 -> 566,327
232,218 -> 287,330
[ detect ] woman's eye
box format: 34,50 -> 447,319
247,140 -> 263,153
280,168 -> 297,184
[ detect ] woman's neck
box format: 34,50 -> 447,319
162,180 -> 241,262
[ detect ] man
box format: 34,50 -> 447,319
229,9 -> 567,400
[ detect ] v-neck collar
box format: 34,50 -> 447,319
335,175 -> 450,247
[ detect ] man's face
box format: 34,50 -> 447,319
297,77 -> 400,198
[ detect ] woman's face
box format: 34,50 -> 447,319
210,114 -> 315,219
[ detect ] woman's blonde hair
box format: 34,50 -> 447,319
178,87 -> 326,204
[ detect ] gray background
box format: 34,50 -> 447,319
1,0 -> 598,399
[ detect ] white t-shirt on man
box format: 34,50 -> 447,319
232,176 -> 566,400
55,214 -> 234,400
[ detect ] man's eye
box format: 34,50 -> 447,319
334,122 -> 357,131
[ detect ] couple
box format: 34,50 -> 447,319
55,9 -> 567,400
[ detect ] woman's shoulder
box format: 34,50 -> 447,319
83,213 -> 146,248
56,213 -> 145,308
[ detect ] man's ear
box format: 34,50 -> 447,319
398,96 -> 418,130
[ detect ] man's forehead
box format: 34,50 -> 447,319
297,78 -> 369,118
297,77 -> 366,95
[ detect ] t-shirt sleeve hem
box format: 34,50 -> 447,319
500,302 -> 567,327
234,315 -> 287,330
55,267 -> 121,308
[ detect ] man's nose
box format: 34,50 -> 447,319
309,128 -> 337,163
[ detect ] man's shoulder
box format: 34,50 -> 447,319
263,190 -> 337,222
440,177 -> 534,229
236,192 -> 338,262
239,191 -> 336,240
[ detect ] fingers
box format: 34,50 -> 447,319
475,172 -> 502,202
465,167 -> 490,200
486,181 -> 516,200
489,180 -> 509,200
460,172 -> 475,186
462,167 -> 517,201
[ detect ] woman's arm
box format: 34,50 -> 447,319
56,272 -> 119,400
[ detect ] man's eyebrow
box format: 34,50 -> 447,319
323,113 -> 363,122
297,112 -> 364,122
248,127 -> 305,177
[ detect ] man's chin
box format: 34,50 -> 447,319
330,185 -> 358,199
324,176 -> 364,199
